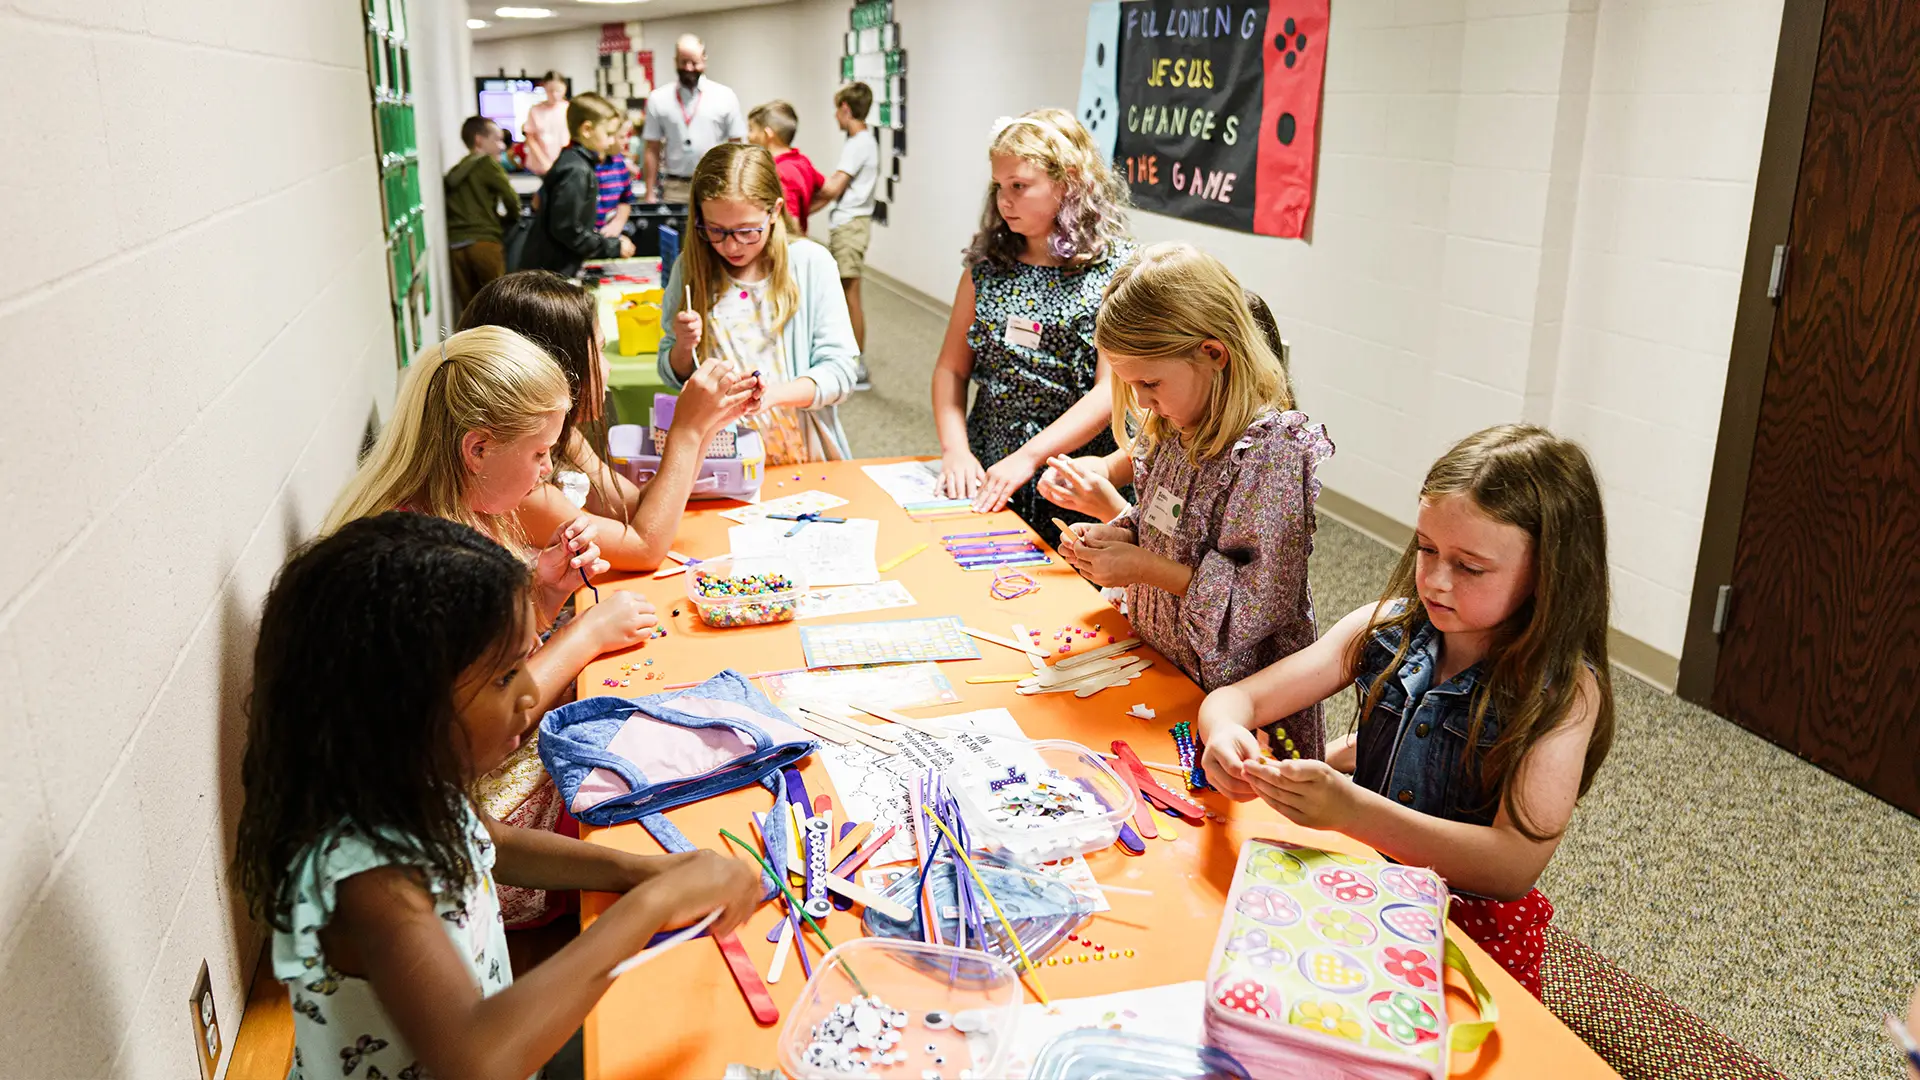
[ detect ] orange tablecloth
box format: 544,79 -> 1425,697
573,459 -> 1617,1079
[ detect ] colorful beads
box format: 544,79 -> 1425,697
690,568 -> 799,627
1172,720 -> 1211,792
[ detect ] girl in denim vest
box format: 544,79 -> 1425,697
1195,425 -> 1616,995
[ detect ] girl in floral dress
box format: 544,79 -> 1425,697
236,512 -> 759,1079
931,108 -> 1135,529
1058,243 -> 1332,759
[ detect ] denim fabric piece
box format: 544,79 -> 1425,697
539,669 -> 816,897
1349,615 -> 1498,826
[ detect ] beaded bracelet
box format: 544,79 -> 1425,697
989,568 -> 1041,600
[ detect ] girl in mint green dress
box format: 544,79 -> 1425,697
236,512 -> 760,1079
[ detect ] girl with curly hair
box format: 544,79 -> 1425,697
930,108 -> 1135,529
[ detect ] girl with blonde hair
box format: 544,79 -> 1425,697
1058,243 -> 1333,754
323,324 -> 661,926
1196,424 -> 1615,996
931,107 -> 1135,528
658,141 -> 860,464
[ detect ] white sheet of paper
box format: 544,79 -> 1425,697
795,580 -> 917,620
860,460 -> 947,507
1004,982 -> 1208,1078
728,518 -> 880,588
817,708 -> 1030,867
716,489 -> 851,524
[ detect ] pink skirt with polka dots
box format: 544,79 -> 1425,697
1451,888 -> 1554,998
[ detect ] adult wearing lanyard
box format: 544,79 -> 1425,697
642,35 -> 745,205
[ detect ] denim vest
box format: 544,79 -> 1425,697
1350,619 -> 1502,827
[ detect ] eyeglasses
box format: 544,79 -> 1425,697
696,217 -> 773,245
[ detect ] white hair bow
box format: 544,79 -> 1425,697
990,115 -> 1017,138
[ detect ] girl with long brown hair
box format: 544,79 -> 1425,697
1194,424 -> 1617,996
658,141 -> 860,463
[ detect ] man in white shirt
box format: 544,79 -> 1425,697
810,82 -> 879,361
642,34 -> 746,204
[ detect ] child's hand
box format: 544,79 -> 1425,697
973,451 -> 1038,512
675,308 -> 704,356
1060,527 -> 1147,587
1198,725 -> 1263,802
1243,758 -> 1358,830
644,849 -> 762,936
1038,455 -> 1126,520
583,590 -> 659,652
675,362 -> 761,439
618,235 -> 637,258
534,517 -> 607,594
939,448 -> 985,500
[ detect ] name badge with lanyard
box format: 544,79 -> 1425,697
1143,488 -> 1184,536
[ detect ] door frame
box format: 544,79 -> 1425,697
1675,0 -> 1832,705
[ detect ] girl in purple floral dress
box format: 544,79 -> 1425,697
1058,243 -> 1332,759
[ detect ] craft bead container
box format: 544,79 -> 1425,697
947,739 -> 1136,862
684,555 -> 807,629
777,939 -> 1023,1080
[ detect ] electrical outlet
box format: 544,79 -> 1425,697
188,960 -> 220,1080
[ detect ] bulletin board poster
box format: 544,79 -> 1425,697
1077,0 -> 1328,238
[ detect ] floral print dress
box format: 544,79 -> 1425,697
965,241 -> 1135,531
273,802 -> 514,1080
1111,409 -> 1334,757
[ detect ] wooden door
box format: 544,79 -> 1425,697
1714,0 -> 1920,813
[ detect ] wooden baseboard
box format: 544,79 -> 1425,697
1315,487 -> 1680,692
225,944 -> 291,1080
864,267 -> 952,320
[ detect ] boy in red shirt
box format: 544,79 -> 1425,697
748,100 -> 825,235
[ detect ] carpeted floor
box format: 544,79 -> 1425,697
846,275 -> 1920,1080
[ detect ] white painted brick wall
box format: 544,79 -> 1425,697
0,0 -> 464,1073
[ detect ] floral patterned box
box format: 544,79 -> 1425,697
1200,839 -> 1464,1080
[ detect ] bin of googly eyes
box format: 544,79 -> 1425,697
777,939 -> 1022,1080
945,739 -> 1136,863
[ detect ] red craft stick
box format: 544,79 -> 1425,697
1111,740 -> 1206,823
712,932 -> 780,1025
831,824 -> 899,878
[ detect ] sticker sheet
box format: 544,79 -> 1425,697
760,661 -> 957,709
716,489 -> 850,524
798,616 -> 980,668
794,580 -> 918,621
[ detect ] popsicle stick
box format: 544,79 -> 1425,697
877,542 -> 928,572
766,920 -> 794,984
1025,654 -> 1139,688
824,874 -> 913,921
609,909 -> 721,977
832,824 -> 897,878
792,708 -> 899,754
961,626 -> 1050,659
1053,637 -> 1143,671
847,701 -> 951,738
826,821 -> 875,866
711,932 -> 780,1024
1073,661 -> 1152,697
1018,656 -> 1144,694
801,704 -> 903,745
1009,624 -> 1046,674
784,708 -> 849,745
966,673 -> 1028,684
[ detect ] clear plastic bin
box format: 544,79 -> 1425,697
947,739 -> 1136,862
1027,1029 -> 1251,1080
778,938 -> 1023,1080
684,554 -> 805,628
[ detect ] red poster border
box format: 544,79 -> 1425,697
1252,0 -> 1329,238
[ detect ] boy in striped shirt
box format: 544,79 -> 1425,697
594,116 -> 637,238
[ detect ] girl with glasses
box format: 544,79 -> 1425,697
658,142 -> 861,464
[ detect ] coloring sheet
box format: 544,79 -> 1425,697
729,517 -> 880,588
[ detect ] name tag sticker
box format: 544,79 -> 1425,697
1143,488 -> 1183,535
1003,315 -> 1043,349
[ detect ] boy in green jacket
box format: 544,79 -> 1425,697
445,116 -> 522,314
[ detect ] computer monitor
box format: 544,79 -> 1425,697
476,76 -> 572,142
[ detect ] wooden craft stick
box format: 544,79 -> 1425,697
877,542 -> 929,572
832,824 -> 897,878
783,708 -> 849,745
961,626 -> 1050,659
800,704 -> 903,744
652,550 -> 698,578
794,708 -> 900,754
1098,751 -> 1186,778
609,909 -> 721,977
712,932 -> 780,1024
847,701 -> 951,738
1009,624 -> 1046,673
1074,660 -> 1151,697
1097,883 -> 1155,897
826,822 -> 874,866
966,673 -> 1029,684
1026,654 -> 1138,688
766,920 -> 794,984
1017,660 -> 1148,698
824,873 -> 913,921
1054,637 -> 1144,671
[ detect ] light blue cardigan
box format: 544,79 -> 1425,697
656,238 -> 861,460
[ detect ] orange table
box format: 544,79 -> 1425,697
574,459 -> 1618,1080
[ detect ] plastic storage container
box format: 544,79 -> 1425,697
684,554 -> 805,628
1027,1029 -> 1251,1080
606,423 -> 764,501
778,939 -> 1022,1080
946,739 -> 1136,862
